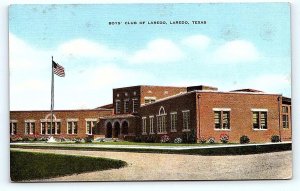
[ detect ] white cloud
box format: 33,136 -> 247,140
212,40 -> 260,64
128,39 -> 184,64
9,34 -> 49,71
181,35 -> 211,50
57,38 -> 125,60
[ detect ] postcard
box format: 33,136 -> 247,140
9,3 -> 292,182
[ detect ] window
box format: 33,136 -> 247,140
132,99 -> 139,112
41,121 -> 61,135
170,112 -> 177,132
182,110 -> 190,131
282,106 -> 289,129
213,109 -> 230,130
115,100 -> 121,114
10,121 -> 17,135
142,117 -> 147,134
67,120 -> 78,134
25,121 -> 35,135
124,99 -> 129,113
86,119 -> 97,135
252,110 -> 268,130
149,116 -> 154,134
125,92 -> 128,96
144,97 -> 156,104
157,106 -> 167,133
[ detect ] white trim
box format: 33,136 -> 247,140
214,128 -> 231,131
159,106 -> 166,115
253,128 -> 268,131
142,116 -> 147,119
149,115 -> 154,118
85,118 -> 97,121
40,119 -> 61,122
170,111 -> 177,114
182,129 -> 191,132
213,108 -> 231,111
182,110 -> 190,113
86,120 -> 96,135
67,118 -> 78,122
251,108 -> 268,112
24,119 -> 36,122
144,96 -> 156,99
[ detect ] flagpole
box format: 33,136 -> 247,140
50,56 -> 54,135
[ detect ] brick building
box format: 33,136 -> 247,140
10,85 -> 292,143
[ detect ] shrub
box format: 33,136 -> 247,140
84,136 -> 93,143
240,135 -> 250,144
220,134 -> 229,144
160,135 -> 170,143
145,135 -> 156,143
174,137 -> 182,144
182,128 -> 196,143
134,136 -> 142,142
271,135 -> 280,143
208,137 -> 215,144
74,138 -> 82,144
199,136 -> 207,144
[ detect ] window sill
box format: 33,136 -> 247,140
253,129 -> 268,131
149,132 -> 155,135
182,129 -> 190,132
170,130 -> 177,133
214,129 -> 231,131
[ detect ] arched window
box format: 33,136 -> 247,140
157,106 -> 167,133
159,106 -> 166,115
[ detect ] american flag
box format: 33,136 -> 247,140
52,61 -> 65,77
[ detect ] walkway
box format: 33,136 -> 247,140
11,148 -> 292,181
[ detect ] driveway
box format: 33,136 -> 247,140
11,148 -> 292,181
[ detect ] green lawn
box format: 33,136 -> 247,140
10,150 -> 127,181
58,141 -> 231,146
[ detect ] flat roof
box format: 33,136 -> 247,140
140,90 -> 283,108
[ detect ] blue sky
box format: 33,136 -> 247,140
9,3 -> 291,110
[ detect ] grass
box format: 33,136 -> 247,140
10,150 -> 127,181
10,142 -> 292,156
57,141 -> 236,146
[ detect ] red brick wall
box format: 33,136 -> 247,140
140,86 -> 186,105
196,92 -> 292,143
10,109 -> 113,139
112,86 -> 186,115
138,92 -> 196,141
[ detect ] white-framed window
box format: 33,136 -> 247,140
149,116 -> 154,134
124,99 -> 129,113
182,110 -> 190,131
132,98 -> 139,113
86,118 -> 97,135
144,97 -> 156,104
282,105 -> 290,129
10,120 -> 17,135
213,108 -> 231,130
252,109 -> 268,130
115,100 -> 121,114
157,106 -> 167,134
170,112 -> 177,132
40,120 -> 61,135
24,120 -> 35,135
142,117 -> 147,134
125,92 -> 128,96
67,119 -> 78,134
